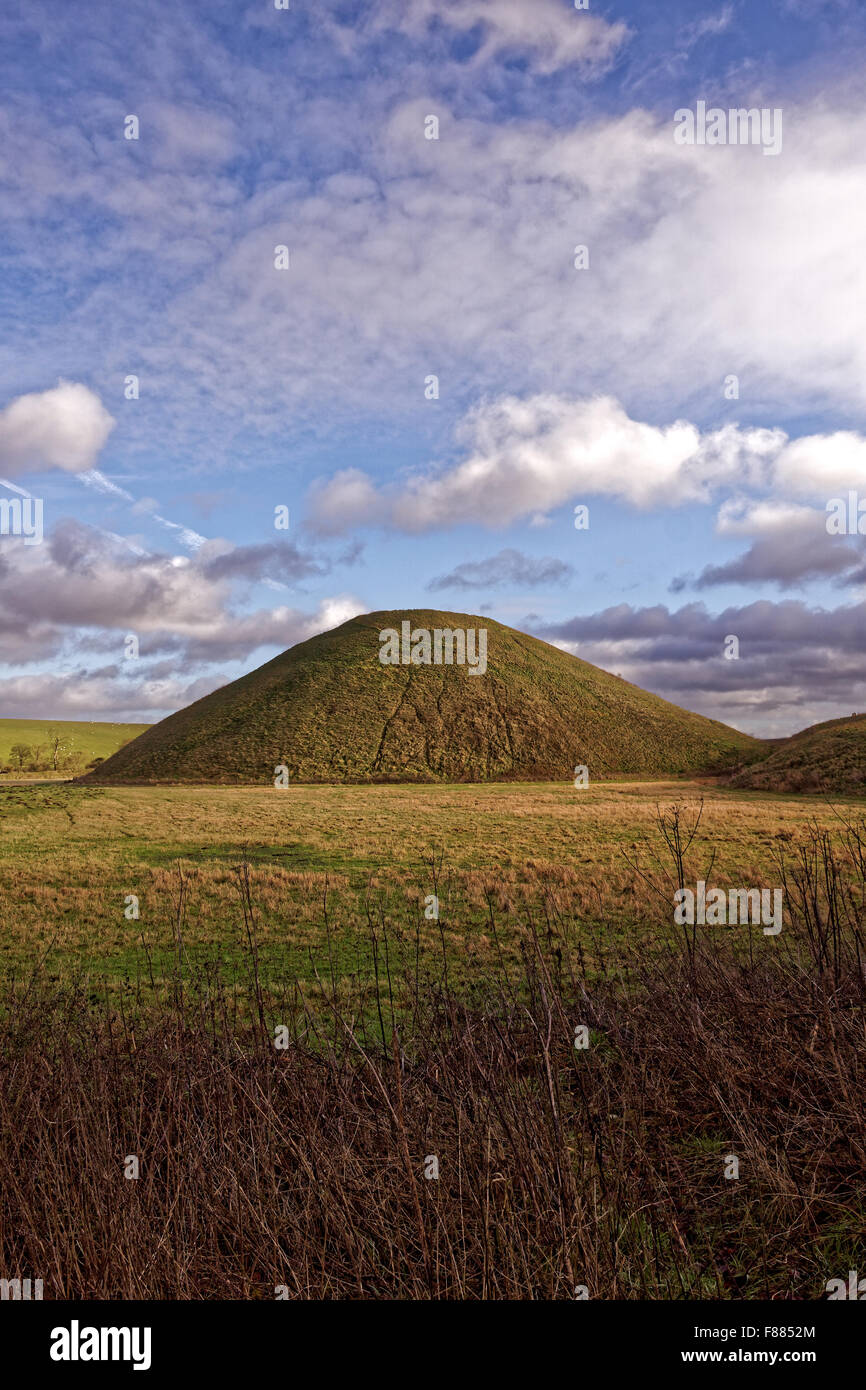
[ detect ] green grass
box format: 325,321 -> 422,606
86,609 -> 763,785
0,717 -> 149,772
732,713 -> 866,795
3,774 -> 862,1303
0,777 -> 858,1000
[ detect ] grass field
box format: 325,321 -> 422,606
0,717 -> 148,773
0,776 -> 857,995
2,774 -> 865,1300
3,776 -> 866,1299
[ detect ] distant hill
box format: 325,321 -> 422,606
730,714 -> 866,797
0,718 -> 149,774
84,610 -> 761,785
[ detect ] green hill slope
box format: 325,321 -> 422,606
730,713 -> 866,796
0,718 -> 148,772
84,610 -> 761,785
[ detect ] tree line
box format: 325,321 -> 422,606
2,728 -> 128,776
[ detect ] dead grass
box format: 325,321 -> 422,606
0,779 -> 855,986
1,802 -> 865,1299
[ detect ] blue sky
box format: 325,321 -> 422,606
0,0 -> 864,735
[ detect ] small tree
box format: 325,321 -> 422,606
10,743 -> 32,771
47,727 -> 66,772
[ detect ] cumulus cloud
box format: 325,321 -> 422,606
306,468 -> 381,537
0,590 -> 367,719
0,381 -> 115,477
427,547 -> 573,591
772,432 -> 866,496
137,594 -> 366,665
684,500 -> 866,589
0,520 -> 365,673
307,394 -> 861,535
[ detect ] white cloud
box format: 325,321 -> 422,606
683,5 -> 735,43
0,381 -> 115,477
310,594 -> 367,633
0,669 -> 223,721
127,91 -> 866,440
3,83 -> 866,446
714,498 -> 820,536
307,394 -> 849,534
0,519 -> 364,654
146,102 -> 239,168
306,468 -> 381,537
377,0 -> 630,75
772,432 -> 866,496
691,497 -> 865,589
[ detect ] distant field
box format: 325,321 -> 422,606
0,777 -> 858,995
0,718 -> 148,773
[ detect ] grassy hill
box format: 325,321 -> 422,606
730,713 -> 866,796
0,718 -> 149,773
84,610 -> 760,785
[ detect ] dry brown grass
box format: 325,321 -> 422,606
0,779 -> 854,983
1,808 -> 865,1300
